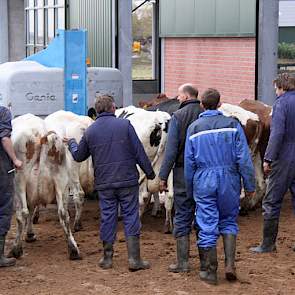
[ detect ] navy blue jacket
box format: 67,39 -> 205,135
68,112 -> 154,191
264,90 -> 295,163
159,99 -> 202,181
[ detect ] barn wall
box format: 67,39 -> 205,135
163,37 -> 256,104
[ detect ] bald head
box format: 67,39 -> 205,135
177,83 -> 198,103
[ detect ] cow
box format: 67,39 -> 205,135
239,99 -> 272,161
44,110 -> 94,231
218,103 -> 266,211
138,93 -> 170,109
9,114 -> 81,260
115,106 -> 174,233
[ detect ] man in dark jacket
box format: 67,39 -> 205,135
159,83 -> 203,272
0,106 -> 22,267
67,95 -> 155,271
251,74 -> 295,253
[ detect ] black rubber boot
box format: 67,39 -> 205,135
168,235 -> 190,273
222,234 -> 237,281
198,247 -> 209,280
250,219 -> 279,253
127,236 -> 150,271
0,235 -> 16,267
199,247 -> 218,285
98,242 -> 113,269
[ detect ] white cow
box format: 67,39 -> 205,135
44,110 -> 94,231
10,114 -> 81,260
116,106 -> 174,233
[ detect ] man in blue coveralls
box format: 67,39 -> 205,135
185,88 -> 255,285
159,84 -> 202,273
0,106 -> 22,267
251,73 -> 295,253
67,95 -> 155,271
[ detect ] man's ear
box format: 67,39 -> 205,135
217,101 -> 222,108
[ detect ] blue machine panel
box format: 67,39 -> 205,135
64,30 -> 87,115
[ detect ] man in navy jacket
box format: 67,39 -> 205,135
251,74 -> 295,253
68,95 -> 155,271
0,106 -> 22,267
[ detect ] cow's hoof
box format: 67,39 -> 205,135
25,233 -> 37,243
68,244 -> 82,260
164,224 -> 172,234
74,222 -> 83,232
32,214 -> 39,224
8,246 -> 23,259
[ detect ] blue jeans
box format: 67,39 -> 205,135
173,167 -> 195,238
0,151 -> 14,236
98,185 -> 141,243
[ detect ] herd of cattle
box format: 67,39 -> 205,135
8,95 -> 272,260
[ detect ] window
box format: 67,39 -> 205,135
25,0 -> 66,56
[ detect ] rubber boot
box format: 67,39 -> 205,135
98,242 -> 113,269
127,236 -> 150,271
198,247 -> 209,280
223,234 -> 237,281
199,247 -> 218,285
168,235 -> 190,273
250,219 -> 279,253
0,235 -> 16,267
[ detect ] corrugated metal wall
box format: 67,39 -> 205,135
160,0 -> 256,37
68,0 -> 112,67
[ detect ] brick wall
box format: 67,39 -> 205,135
164,37 -> 256,104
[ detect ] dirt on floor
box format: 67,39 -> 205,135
1,194 -> 295,295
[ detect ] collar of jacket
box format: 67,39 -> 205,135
179,98 -> 200,109
199,110 -> 223,118
96,112 -> 116,119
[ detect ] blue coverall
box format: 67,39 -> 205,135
68,112 -> 154,243
184,110 -> 255,248
263,90 -> 295,220
0,106 -> 14,236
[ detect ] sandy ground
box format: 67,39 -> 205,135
1,195 -> 295,295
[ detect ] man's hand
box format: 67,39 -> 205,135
245,191 -> 256,198
63,137 -> 69,144
159,180 -> 168,193
13,158 -> 23,170
263,161 -> 272,176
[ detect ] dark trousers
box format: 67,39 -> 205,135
98,185 -> 141,243
0,152 -> 14,236
173,167 -> 195,238
263,157 -> 295,220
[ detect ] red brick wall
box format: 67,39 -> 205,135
164,37 -> 256,104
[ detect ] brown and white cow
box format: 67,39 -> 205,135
116,106 -> 174,233
218,103 -> 266,211
10,114 -> 81,260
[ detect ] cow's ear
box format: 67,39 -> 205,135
40,136 -> 48,145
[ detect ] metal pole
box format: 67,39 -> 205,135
0,0 -> 9,63
118,0 -> 133,106
257,0 -> 279,105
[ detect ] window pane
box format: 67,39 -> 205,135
47,0 -> 54,6
37,0 -> 43,7
37,9 -> 44,44
27,46 -> 34,56
29,0 -> 34,7
57,0 -> 65,5
57,8 -> 65,29
47,8 -> 54,42
29,10 -> 35,44
132,0 -> 154,80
